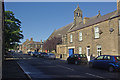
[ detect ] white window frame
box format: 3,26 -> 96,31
94,26 -> 99,38
97,45 -> 101,56
79,47 -> 82,54
70,34 -> 73,42
79,32 -> 82,41
119,20 -> 120,34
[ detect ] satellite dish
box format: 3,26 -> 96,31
109,28 -> 114,32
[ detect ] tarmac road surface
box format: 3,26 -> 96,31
12,53 -> 120,80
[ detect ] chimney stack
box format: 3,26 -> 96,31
31,38 -> 33,41
41,40 -> 42,43
83,17 -> 89,24
117,0 -> 120,13
26,39 -> 29,42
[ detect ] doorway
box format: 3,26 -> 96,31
86,46 -> 90,61
69,48 -> 74,56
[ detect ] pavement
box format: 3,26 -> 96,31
2,53 -> 31,80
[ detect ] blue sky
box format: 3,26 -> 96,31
4,2 -> 116,44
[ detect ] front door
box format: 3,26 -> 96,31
86,46 -> 90,61
69,48 -> 74,57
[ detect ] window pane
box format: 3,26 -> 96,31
94,27 -> 99,38
79,32 -> 82,36
119,20 -> 120,34
95,33 -> 99,38
79,47 -> 82,54
95,27 -> 99,32
70,34 -> 73,42
97,45 -> 101,56
79,32 -> 82,41
97,56 -> 103,60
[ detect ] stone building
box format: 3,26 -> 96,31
55,1 -> 120,60
17,44 -> 22,52
0,1 -> 4,79
47,23 -> 73,58
21,38 -> 43,53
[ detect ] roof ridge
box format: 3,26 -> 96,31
69,10 -> 117,32
55,22 -> 73,31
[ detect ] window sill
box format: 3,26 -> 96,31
79,40 -> 83,42
94,37 -> 100,39
70,42 -> 73,43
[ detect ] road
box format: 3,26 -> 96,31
11,53 -> 120,80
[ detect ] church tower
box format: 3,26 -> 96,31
74,4 -> 83,26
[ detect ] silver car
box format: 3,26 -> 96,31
47,53 -> 56,60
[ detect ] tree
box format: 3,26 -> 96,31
43,37 -> 62,52
5,11 -> 24,51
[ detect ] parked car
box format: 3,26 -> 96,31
32,51 -> 38,57
28,51 -> 32,55
34,51 -> 39,57
46,53 -> 56,60
89,55 -> 120,72
30,52 -> 34,56
19,51 -> 22,53
67,54 -> 88,65
32,52 -> 35,56
39,52 -> 48,58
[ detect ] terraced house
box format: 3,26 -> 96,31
48,1 -> 120,60
21,38 -> 43,53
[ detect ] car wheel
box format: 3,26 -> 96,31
67,60 -> 70,64
89,63 -> 93,68
108,66 -> 114,72
85,62 -> 88,64
75,61 -> 78,65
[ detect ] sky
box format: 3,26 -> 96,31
4,2 -> 116,44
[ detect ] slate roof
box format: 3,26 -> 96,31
48,23 -> 73,39
68,10 -> 118,32
48,10 -> 119,39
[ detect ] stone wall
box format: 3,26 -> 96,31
0,1 -> 3,79
56,44 -> 68,59
118,36 -> 120,55
67,17 -> 119,58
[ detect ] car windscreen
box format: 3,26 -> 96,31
80,54 -> 86,57
74,54 -> 86,57
41,53 -> 47,55
49,54 -> 54,55
116,56 -> 120,61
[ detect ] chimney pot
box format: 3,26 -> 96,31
83,17 -> 89,24
31,38 -> 33,41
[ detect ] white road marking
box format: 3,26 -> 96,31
57,65 -> 74,71
85,73 -> 104,79
46,75 -> 85,78
17,62 -> 32,80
